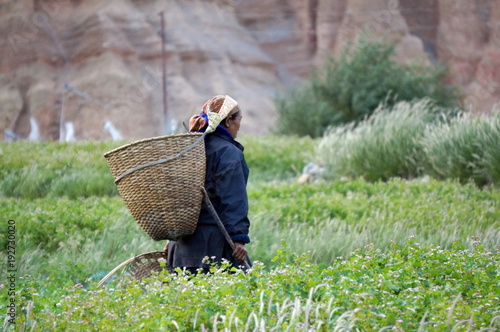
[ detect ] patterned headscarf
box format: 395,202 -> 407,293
189,95 -> 240,133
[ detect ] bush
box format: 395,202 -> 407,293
275,39 -> 461,137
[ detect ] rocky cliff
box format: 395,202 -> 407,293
1,0 -> 498,141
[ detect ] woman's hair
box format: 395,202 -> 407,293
227,108 -> 241,120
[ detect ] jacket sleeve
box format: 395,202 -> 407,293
213,148 -> 250,243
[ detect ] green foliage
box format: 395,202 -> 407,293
1,137 -> 499,331
4,242 -> 499,331
0,136 -> 311,198
421,110 -> 500,187
0,197 -> 161,280
274,85 -> 332,138
0,197 -> 118,253
239,135 -> 315,181
0,141 -> 119,198
2,177 -> 498,281
249,178 -> 500,264
316,101 -> 500,186
316,99 -> 440,181
275,39 -> 460,137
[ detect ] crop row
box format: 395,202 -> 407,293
8,241 -> 500,331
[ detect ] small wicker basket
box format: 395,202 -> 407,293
97,251 -> 167,287
104,133 -> 206,241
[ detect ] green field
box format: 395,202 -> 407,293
1,137 -> 499,331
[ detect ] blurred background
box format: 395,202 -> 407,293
1,0 -> 499,141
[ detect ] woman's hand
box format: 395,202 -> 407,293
232,242 -> 247,263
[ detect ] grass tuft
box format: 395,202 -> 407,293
316,99 -> 440,181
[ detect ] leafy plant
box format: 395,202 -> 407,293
4,241 -> 498,331
275,39 -> 460,137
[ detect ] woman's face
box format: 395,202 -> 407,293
226,113 -> 242,138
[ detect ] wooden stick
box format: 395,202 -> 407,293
200,187 -> 251,269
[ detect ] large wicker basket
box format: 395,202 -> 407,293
104,133 -> 206,241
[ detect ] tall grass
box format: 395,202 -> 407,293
421,110 -> 500,187
249,178 -> 500,265
315,99 -> 440,181
315,100 -> 500,186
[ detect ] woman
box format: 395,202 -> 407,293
166,95 -> 251,273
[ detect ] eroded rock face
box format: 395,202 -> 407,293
1,0 -> 498,141
463,0 -> 500,112
1,0 -> 280,140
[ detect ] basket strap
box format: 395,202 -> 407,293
114,133 -> 206,184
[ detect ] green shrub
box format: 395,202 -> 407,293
275,39 -> 460,137
274,85 -> 333,137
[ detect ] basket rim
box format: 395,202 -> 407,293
103,132 -> 204,158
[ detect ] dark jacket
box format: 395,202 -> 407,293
167,128 -> 251,270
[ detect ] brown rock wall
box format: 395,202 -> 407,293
314,0 -> 347,66
1,0 -> 281,140
465,0 -> 500,112
0,0 -> 498,141
436,0 -> 489,86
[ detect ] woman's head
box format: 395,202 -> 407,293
189,95 -> 242,137
223,109 -> 242,138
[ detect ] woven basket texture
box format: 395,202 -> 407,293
104,133 -> 205,241
126,251 -> 167,280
